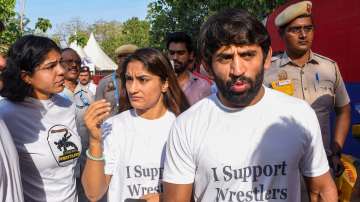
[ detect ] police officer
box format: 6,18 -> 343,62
264,1 -> 351,178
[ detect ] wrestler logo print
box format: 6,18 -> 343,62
47,125 -> 81,167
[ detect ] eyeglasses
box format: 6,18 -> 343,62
286,25 -> 314,34
60,59 -> 81,67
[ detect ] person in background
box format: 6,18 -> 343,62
77,66 -> 97,95
82,48 -> 189,201
264,1 -> 351,178
59,48 -> 81,102
0,35 -> 81,201
95,44 -> 138,116
166,32 -> 211,105
74,65 -> 96,202
162,8 -> 337,202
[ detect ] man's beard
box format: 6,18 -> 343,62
173,60 -> 190,75
214,67 -> 264,107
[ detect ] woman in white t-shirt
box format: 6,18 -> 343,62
0,35 -> 81,201
82,48 -> 189,201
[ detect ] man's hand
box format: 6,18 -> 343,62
305,171 -> 338,202
329,142 -> 344,177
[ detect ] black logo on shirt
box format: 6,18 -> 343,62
48,125 -> 81,167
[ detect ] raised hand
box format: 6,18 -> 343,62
84,99 -> 111,143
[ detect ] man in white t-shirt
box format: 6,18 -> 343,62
162,9 -> 337,202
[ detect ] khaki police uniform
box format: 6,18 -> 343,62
264,51 -> 350,155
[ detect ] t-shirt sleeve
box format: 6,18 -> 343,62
163,121 -> 196,184
102,118 -> 118,175
300,106 -> 329,177
334,63 -> 350,107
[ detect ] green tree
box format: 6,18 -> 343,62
0,0 -> 17,54
52,17 -> 149,60
68,31 -> 89,47
147,0 -> 285,50
147,1 -> 209,49
119,17 -> 149,48
91,18 -> 149,60
35,17 -> 52,33
0,14 -> 31,54
0,0 -> 16,23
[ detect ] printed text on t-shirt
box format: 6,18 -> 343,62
211,161 -> 288,201
126,165 -> 164,197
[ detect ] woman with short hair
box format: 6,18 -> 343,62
82,48 -> 189,201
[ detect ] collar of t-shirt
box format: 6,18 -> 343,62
131,109 -> 173,124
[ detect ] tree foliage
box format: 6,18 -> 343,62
35,17 -> 52,33
68,31 -> 88,47
0,0 -> 53,54
0,14 -> 32,54
147,0 -> 285,50
97,17 -> 149,60
0,0 -> 16,22
0,0 -> 17,54
120,17 -> 149,48
53,17 -> 150,60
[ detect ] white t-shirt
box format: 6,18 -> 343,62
0,95 -> 81,202
163,87 -> 329,202
0,119 -> 24,202
103,109 -> 175,201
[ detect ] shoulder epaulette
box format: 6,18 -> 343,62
271,54 -> 282,62
313,53 -> 336,64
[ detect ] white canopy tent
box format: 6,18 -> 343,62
69,42 -> 88,59
83,33 -> 117,71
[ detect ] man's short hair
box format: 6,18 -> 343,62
166,32 -> 194,53
198,8 -> 271,65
